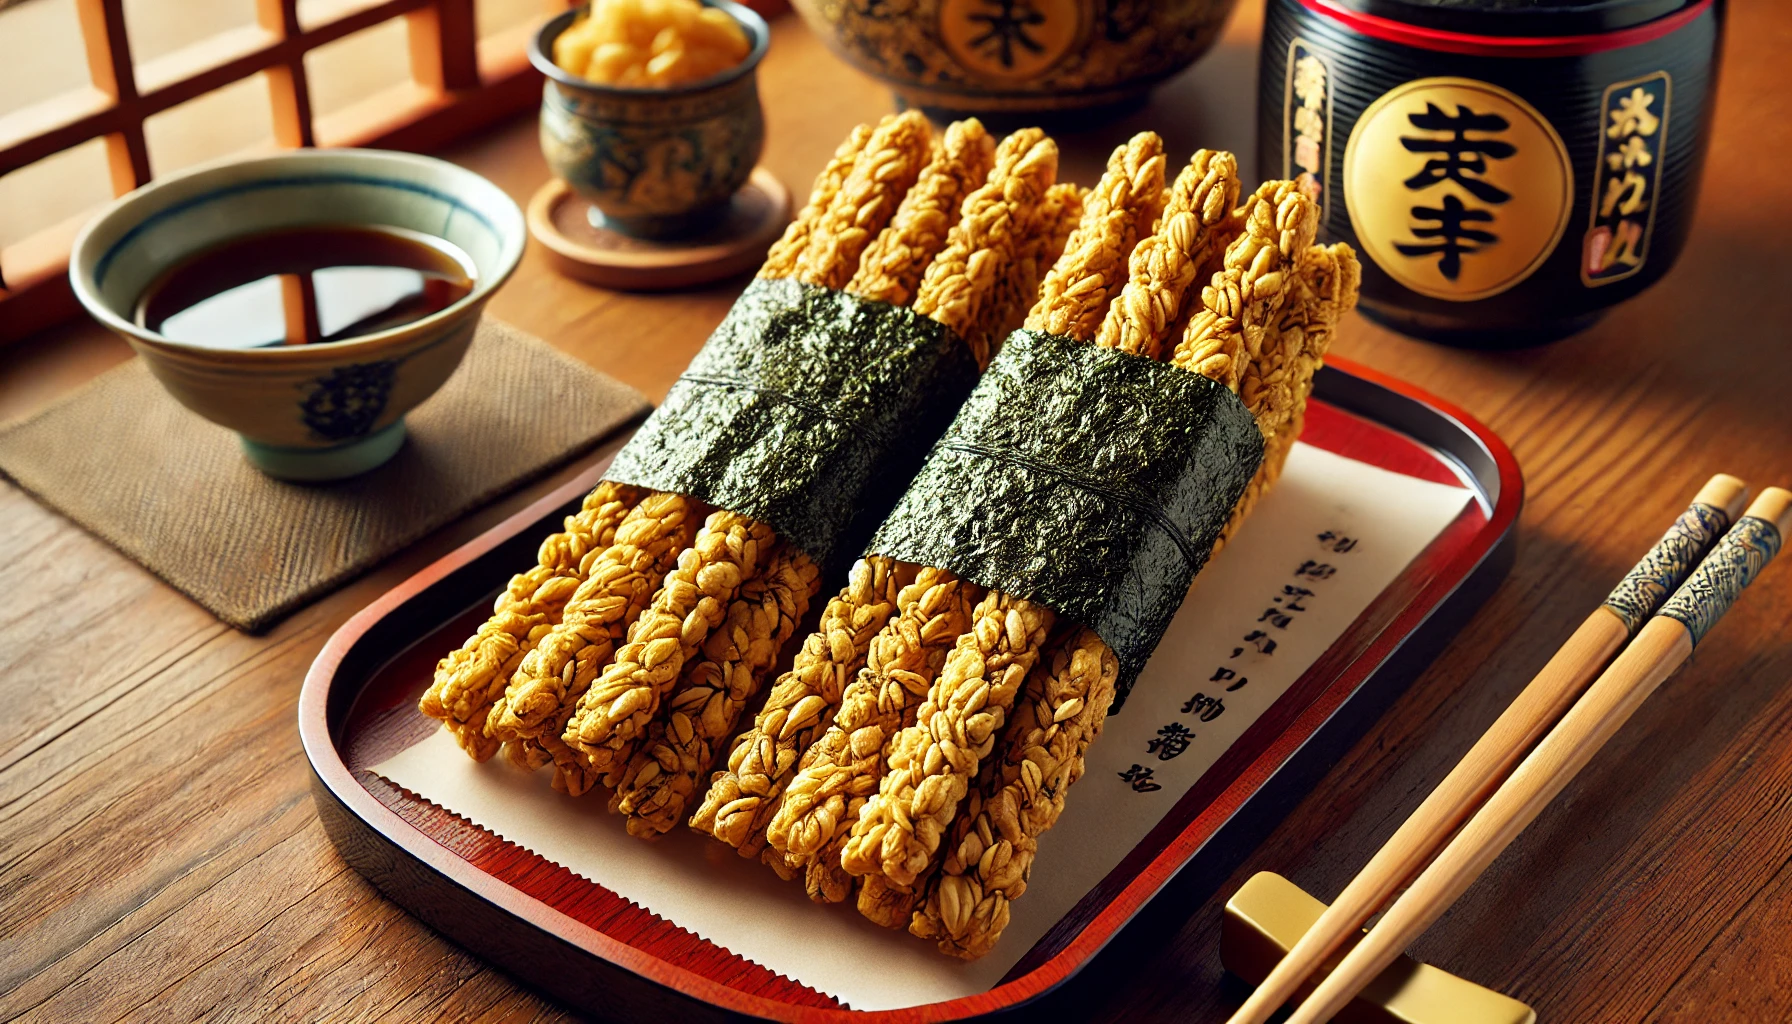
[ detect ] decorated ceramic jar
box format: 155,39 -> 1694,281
531,1 -> 769,239
792,0 -> 1240,118
1260,0 -> 1721,345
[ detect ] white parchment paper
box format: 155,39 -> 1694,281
374,442 -> 1473,1010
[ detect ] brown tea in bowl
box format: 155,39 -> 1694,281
134,224 -> 475,349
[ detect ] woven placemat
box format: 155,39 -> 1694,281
0,319 -> 649,631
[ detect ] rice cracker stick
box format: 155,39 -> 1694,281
418,481 -> 644,760
909,625 -> 1116,956
910,185 -> 1356,960
985,181 -> 1084,359
914,128 -> 1062,369
1174,180 -> 1327,553
1025,132 -> 1166,341
840,592 -> 1054,898
487,493 -> 695,731
490,494 -> 699,793
561,511 -> 779,787
836,142 -> 1167,916
765,569 -> 981,899
610,543 -> 819,836
847,119 -> 996,307
1094,149 -> 1240,360
795,111 -> 934,290
1219,240 -> 1362,543
1173,180 -> 1321,393
760,124 -> 872,280
689,556 -> 905,855
694,127 -> 1061,864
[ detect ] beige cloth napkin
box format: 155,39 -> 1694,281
0,319 -> 649,631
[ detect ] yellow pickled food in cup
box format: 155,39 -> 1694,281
553,0 -> 751,87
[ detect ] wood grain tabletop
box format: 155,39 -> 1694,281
4,3 -> 1791,1021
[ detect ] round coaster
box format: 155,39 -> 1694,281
527,168 -> 791,291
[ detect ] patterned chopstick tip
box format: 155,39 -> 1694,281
1660,491 -> 1789,645
1602,500 -> 1735,635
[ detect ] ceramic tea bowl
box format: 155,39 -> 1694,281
69,148 -> 525,481
531,1 -> 769,239
791,0 -> 1239,118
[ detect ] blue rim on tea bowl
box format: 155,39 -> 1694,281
68,148 -> 525,482
530,0 -> 769,240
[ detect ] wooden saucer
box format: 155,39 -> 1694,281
526,168 -> 791,291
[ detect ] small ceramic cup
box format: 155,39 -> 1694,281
69,148 -> 525,481
531,1 -> 769,239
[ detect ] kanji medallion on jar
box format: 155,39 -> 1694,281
1344,76 -> 1573,302
939,0 -> 1082,82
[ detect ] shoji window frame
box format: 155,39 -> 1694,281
0,0 -> 561,342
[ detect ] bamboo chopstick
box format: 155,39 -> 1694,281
1283,486 -> 1792,1024
1225,474 -> 1749,1024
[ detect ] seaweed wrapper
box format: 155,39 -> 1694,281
869,329 -> 1263,707
606,277 -> 981,573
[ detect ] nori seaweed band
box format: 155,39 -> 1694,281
605,276 -> 981,572
868,328 -> 1264,707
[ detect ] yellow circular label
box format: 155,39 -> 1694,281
939,0 -> 1082,82
1343,77 -> 1573,302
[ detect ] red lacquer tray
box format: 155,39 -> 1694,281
300,356 -> 1522,1022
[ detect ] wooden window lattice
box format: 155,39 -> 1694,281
0,0 -> 562,341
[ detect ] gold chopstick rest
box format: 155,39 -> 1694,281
1221,872 -> 1534,1024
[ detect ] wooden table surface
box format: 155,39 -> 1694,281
5,3 -> 1791,1022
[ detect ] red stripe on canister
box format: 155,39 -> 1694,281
1296,0 -> 1714,57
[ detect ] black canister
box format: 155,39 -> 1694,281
1259,0 -> 1722,346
